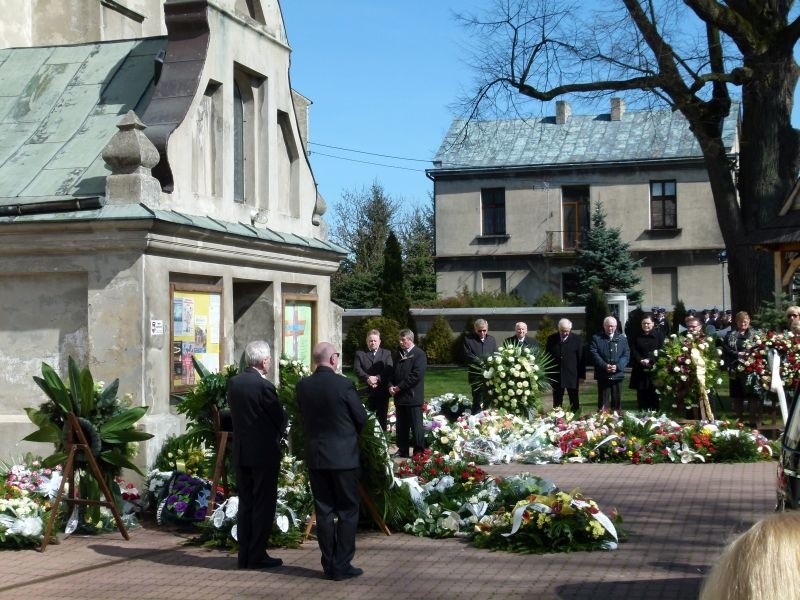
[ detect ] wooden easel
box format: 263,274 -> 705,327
207,406 -> 232,515
40,413 -> 129,552
303,483 -> 391,541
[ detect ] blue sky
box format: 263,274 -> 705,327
281,1 -> 482,210
281,2 -> 800,212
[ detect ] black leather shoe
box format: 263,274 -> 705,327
330,566 -> 363,581
248,557 -> 282,569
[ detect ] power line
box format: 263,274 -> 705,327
309,141 -> 433,163
309,150 -> 424,172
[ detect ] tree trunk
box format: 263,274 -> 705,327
733,39 -> 800,312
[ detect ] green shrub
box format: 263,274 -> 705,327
422,286 -> 526,308
343,316 -> 402,364
421,315 -> 455,364
536,315 -> 557,348
533,292 -> 567,307
753,291 -> 792,331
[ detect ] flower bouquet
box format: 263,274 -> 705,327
476,343 -> 552,417
741,330 -> 800,394
652,333 -> 724,419
428,393 -> 472,421
155,471 -> 222,524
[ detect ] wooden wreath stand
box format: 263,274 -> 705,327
303,483 -> 391,541
207,406 -> 232,515
40,413 -> 129,552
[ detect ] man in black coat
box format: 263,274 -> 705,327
353,329 -> 393,431
629,313 -> 665,410
226,340 -> 288,570
545,318 -> 586,413
463,318 -> 498,413
297,342 -> 368,581
590,316 -> 631,412
389,329 -> 427,457
504,321 -> 539,351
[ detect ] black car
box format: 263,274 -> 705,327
778,394 -> 800,509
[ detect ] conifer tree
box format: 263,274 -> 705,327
569,203 -> 643,306
585,286 -> 610,340
381,231 -> 413,331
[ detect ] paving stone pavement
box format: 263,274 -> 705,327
0,461 -> 776,600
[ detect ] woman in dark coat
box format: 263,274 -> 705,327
723,311 -> 755,423
629,314 -> 665,411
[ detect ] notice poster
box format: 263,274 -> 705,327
282,298 -> 313,367
171,285 -> 222,391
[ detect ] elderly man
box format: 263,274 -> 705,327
505,321 -> 539,351
590,316 -> 630,412
226,340 -> 288,570
297,342 -> 368,581
545,318 -> 585,413
463,318 -> 498,413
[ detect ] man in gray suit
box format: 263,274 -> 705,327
353,329 -> 393,431
297,342 -> 368,581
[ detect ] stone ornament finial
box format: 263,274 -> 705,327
102,110 -> 162,206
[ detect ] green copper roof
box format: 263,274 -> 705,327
0,37 -> 167,198
432,103 -> 739,170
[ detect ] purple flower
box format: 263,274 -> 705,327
174,500 -> 188,514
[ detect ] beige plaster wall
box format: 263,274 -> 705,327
163,1 -> 321,241
434,164 -> 726,308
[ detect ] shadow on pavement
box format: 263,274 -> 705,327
88,543 -> 321,578
556,576 -> 702,599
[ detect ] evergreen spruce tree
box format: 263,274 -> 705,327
585,286 -> 610,340
381,231 -> 413,331
569,203 -> 643,306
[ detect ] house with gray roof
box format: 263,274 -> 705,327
0,0 -> 344,466
427,98 -> 738,311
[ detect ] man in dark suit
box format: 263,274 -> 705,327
226,340 -> 288,570
463,318 -> 498,413
545,318 -> 586,413
353,329 -> 393,431
505,321 -> 539,351
590,316 -> 631,412
389,329 -> 427,458
297,342 -> 368,581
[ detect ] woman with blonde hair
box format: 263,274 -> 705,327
700,511 -> 800,600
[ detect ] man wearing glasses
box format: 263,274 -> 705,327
463,318 -> 498,414
297,342 -> 368,581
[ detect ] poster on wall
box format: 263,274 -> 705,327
171,284 -> 222,391
282,297 -> 315,367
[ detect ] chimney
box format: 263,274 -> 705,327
555,100 -> 571,124
611,97 -> 625,121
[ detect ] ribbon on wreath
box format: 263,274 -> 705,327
768,348 -> 789,424
690,348 -> 714,421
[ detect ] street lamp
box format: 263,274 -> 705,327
718,250 -> 728,311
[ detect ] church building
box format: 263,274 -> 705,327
0,0 -> 344,464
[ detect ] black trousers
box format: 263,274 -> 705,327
553,386 -> 580,412
597,379 -> 623,412
308,468 -> 360,577
395,404 -> 425,455
236,463 -> 280,567
367,394 -> 389,432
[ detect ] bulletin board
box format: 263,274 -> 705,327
171,283 -> 223,391
282,294 -> 317,367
